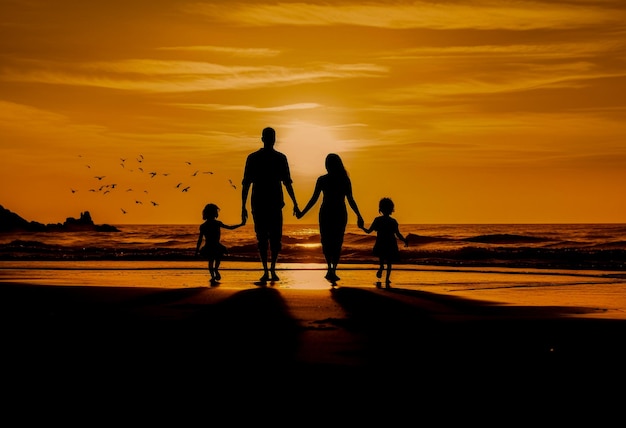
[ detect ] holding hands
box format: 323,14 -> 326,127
295,203 -> 309,219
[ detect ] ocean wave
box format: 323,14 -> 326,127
2,239 -> 625,271
461,233 -> 551,244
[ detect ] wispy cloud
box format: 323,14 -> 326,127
186,1 -> 626,30
172,102 -> 322,112
157,45 -> 281,57
377,61 -> 626,103
0,60 -> 387,92
385,41 -> 626,60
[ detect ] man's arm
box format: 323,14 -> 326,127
241,181 -> 250,222
284,181 -> 299,214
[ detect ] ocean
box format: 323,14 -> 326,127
1,223 -> 625,270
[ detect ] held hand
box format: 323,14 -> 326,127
294,206 -> 304,219
357,217 -> 364,229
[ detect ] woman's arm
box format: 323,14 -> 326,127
345,179 -> 364,228
297,178 -> 322,219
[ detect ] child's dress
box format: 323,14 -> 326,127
199,220 -> 228,258
370,215 -> 401,262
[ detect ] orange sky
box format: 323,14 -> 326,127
1,0 -> 626,225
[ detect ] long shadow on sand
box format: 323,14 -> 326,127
1,283 -> 302,395
330,286 -> 626,377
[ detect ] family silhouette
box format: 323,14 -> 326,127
198,126 -> 408,287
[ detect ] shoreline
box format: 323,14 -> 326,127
3,260 -> 626,319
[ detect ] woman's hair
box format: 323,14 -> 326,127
325,153 -> 348,177
378,197 -> 395,215
202,203 -> 219,220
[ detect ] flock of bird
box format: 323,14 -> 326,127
72,154 -> 238,216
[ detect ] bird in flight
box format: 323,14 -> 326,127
228,179 -> 237,189
94,176 -> 105,180
150,201 -> 159,206
182,186 -> 190,192
121,208 -> 127,214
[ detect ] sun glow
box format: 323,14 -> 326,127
281,123 -> 343,178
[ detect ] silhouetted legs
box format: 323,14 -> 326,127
385,262 -> 393,287
253,210 -> 282,282
320,224 -> 344,283
214,258 -> 221,280
323,250 -> 341,283
376,259 -> 392,287
208,259 -> 217,285
257,240 -> 270,281
257,239 -> 281,282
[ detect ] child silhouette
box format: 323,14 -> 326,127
360,197 -> 408,287
195,203 -> 245,285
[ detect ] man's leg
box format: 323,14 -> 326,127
253,212 -> 271,281
268,209 -> 283,281
258,239 -> 270,280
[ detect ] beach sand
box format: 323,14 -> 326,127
2,266 -> 626,423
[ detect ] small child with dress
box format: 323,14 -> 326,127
195,203 -> 245,285
359,197 -> 408,287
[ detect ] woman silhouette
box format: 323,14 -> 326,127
296,153 -> 364,283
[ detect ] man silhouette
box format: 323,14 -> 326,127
241,127 -> 299,282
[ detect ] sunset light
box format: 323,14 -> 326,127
1,0 -> 626,225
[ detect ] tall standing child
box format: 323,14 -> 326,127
196,203 -> 245,285
360,197 -> 408,287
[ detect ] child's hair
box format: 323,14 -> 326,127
202,203 -> 220,220
378,197 -> 395,215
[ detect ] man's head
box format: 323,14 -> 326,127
261,127 -> 276,148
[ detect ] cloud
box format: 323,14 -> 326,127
172,102 -> 322,112
386,41 -> 626,60
186,1 -> 626,30
157,45 -> 281,57
0,60 -> 387,93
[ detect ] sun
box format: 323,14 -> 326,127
280,122 -> 342,178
